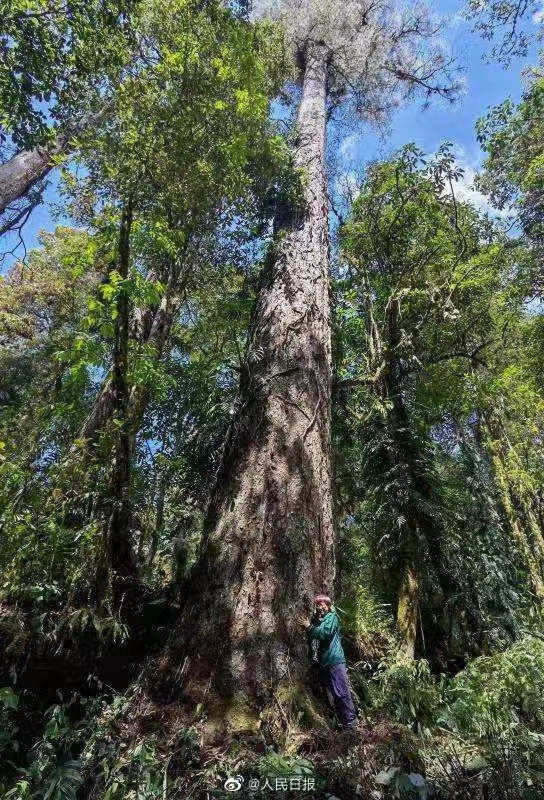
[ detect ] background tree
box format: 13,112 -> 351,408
336,145 -> 541,662
475,64 -> 544,265
0,0 -> 291,633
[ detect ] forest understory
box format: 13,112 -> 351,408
1,0 -> 544,798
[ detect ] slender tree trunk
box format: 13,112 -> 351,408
482,413 -> 544,601
79,260 -> 182,446
158,41 -> 335,709
96,201 -> 136,605
107,200 -> 134,574
397,561 -> 420,659
0,139 -> 65,215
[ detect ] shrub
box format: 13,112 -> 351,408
444,634 -> 544,736
371,657 -> 444,729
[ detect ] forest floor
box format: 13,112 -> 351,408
0,597 -> 528,800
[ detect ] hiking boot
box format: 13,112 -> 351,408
343,719 -> 358,734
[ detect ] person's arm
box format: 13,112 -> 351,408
310,612 -> 338,641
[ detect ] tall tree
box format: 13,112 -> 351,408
155,0 -> 459,713
68,0 -> 290,453
473,63 -> 544,601
475,66 -> 544,257
337,146 -> 530,659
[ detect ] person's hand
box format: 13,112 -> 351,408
296,615 -> 311,629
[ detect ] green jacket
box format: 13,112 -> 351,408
309,609 -> 345,668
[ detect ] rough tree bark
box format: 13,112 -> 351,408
158,41 -> 335,711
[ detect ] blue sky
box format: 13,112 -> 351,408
332,0 -> 542,212
2,0 -> 542,267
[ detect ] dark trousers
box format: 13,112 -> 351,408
324,662 -> 357,726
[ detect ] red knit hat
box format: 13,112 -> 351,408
314,594 -> 332,606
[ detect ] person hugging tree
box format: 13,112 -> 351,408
298,594 -> 358,731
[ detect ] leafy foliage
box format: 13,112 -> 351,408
3,0 -> 544,798
0,0 -> 137,149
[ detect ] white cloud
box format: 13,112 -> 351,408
334,170 -> 361,202
449,144 -> 511,218
339,133 -> 362,161
448,9 -> 470,29
533,2 -> 544,24
451,163 -> 495,214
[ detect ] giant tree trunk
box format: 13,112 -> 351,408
0,139 -> 65,215
158,42 -> 335,711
